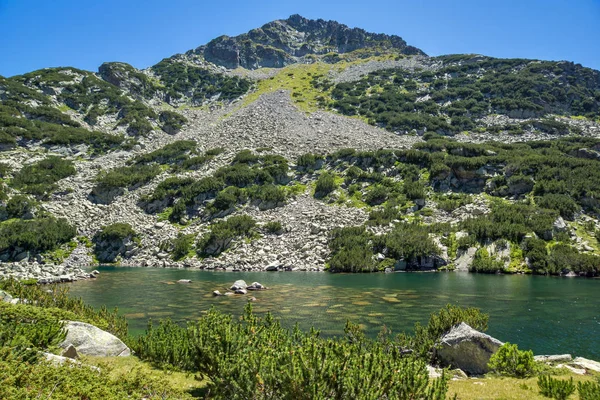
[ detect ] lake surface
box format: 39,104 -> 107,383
67,267 -> 600,359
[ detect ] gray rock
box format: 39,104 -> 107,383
534,354 -> 572,363
213,290 -> 223,296
42,352 -> 100,371
435,322 -> 504,375
60,321 -> 131,357
235,288 -> 248,295
62,344 -> 79,359
572,357 -> 600,373
0,290 -> 13,302
247,282 -> 265,290
177,279 -> 192,283
230,280 -> 248,290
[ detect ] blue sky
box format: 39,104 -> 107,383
0,0 -> 598,77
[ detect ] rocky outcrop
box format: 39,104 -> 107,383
59,321 -> 131,357
198,14 -> 425,69
435,322 -> 503,375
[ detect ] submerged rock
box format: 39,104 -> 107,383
60,321 -> 131,357
177,279 -> 192,283
435,322 -> 503,375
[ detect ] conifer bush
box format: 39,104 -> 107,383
538,376 -> 576,400
488,342 -> 536,377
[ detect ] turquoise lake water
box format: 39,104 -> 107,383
67,267 -> 600,359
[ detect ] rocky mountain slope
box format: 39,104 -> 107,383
1,15 -> 600,281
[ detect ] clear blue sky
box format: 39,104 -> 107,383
1,0 -> 599,77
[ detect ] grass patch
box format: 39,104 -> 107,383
447,372 -> 596,400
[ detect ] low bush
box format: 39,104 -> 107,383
196,215 -> 256,256
578,381 -> 600,400
488,342 -> 536,377
263,221 -> 283,234
11,156 -> 76,198
94,223 -> 137,243
132,304 -> 450,400
538,376 -> 575,400
95,164 -> 161,190
0,218 -> 76,260
314,171 -> 337,198
469,248 -> 504,273
171,233 -> 195,260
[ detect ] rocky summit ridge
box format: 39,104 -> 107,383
188,14 -> 425,69
1,15 -> 600,282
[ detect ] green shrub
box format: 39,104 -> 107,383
578,381 -> 600,400
94,223 -> 136,243
314,171 -> 337,198
328,226 -> 377,272
158,110 -> 187,132
132,304 -> 450,400
385,223 -> 440,266
535,194 -> 580,220
12,156 -> 75,198
538,376 -> 575,400
204,147 -> 225,156
406,304 -> 489,360
197,215 -> 256,256
469,248 -> 504,273
5,195 -> 36,219
132,140 -> 196,166
365,185 -> 389,206
0,218 -> 76,260
263,221 -> 283,234
488,343 -> 536,377
171,233 -> 195,260
95,164 -> 161,190
297,153 -> 324,169
232,149 -> 259,164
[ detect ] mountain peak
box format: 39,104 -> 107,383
189,15 -> 425,70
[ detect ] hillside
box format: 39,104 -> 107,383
1,15 -> 600,282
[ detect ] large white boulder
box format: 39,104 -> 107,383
435,322 -> 503,375
60,321 -> 130,357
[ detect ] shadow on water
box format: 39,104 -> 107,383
67,267 -> 600,359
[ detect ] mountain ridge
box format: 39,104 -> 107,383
1,15 -> 600,282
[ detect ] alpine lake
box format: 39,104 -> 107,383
67,267 -> 600,359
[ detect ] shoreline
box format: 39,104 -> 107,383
2,259 -> 599,284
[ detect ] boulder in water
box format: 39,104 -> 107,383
230,280 -> 248,290
435,322 -> 503,375
247,282 -> 265,290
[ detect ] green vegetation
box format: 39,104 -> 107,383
11,156 -> 75,198
488,343 -> 536,378
144,150 -> 296,223
538,376 -> 576,400
170,233 -> 195,260
0,218 -> 76,261
263,220 -> 284,234
0,279 -> 192,399
94,164 -> 161,192
0,76 -> 127,153
152,59 -> 252,104
196,215 -> 257,256
296,136 -> 600,276
132,140 -> 197,166
132,303 -> 458,399
314,171 -> 338,198
326,56 -> 600,134
93,223 -> 137,244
